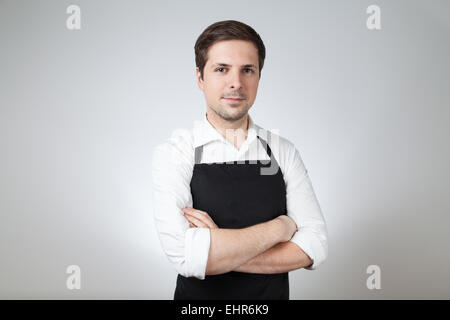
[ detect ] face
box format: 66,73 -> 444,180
196,40 -> 260,122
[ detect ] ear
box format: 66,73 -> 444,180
196,67 -> 204,91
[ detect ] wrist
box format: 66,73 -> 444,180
271,217 -> 287,242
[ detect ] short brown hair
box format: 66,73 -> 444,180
194,20 -> 266,80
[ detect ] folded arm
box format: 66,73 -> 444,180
233,241 -> 313,274
183,208 -> 299,275
230,145 -> 330,274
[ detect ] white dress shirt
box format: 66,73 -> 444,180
151,113 -> 328,280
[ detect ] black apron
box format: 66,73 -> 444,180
174,135 -> 289,300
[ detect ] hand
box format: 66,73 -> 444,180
182,207 -> 219,229
275,215 -> 298,242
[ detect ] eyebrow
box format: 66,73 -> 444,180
210,63 -> 257,69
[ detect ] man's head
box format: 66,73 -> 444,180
194,20 -> 266,122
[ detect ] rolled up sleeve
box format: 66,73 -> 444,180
285,145 -> 328,270
151,139 -> 210,279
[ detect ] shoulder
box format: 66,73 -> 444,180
255,124 -> 303,175
152,128 -> 195,168
255,124 -> 297,157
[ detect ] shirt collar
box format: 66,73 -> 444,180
193,113 -> 259,149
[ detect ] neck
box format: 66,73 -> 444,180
205,110 -> 249,150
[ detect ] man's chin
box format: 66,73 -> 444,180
209,103 -> 249,121
221,110 -> 248,121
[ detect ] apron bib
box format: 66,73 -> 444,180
174,135 -> 289,300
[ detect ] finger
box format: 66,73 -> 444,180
183,208 -> 217,229
182,208 -> 201,225
185,211 -> 217,229
183,207 -> 208,216
184,214 -> 208,228
187,215 -> 207,228
184,214 -> 198,226
185,207 -> 218,228
182,207 -> 203,216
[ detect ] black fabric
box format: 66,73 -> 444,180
174,135 -> 289,300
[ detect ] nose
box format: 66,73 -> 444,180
228,69 -> 243,89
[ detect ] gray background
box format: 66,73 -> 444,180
1,0 -> 449,299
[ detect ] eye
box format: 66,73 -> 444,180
216,67 -> 227,72
244,68 -> 254,73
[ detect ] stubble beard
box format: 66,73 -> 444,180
209,101 -> 250,122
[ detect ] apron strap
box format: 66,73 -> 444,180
194,144 -> 203,165
256,135 -> 274,162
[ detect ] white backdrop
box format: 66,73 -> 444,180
1,0 -> 449,299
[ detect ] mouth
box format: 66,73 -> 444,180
223,97 -> 244,103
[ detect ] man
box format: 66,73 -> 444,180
152,20 -> 328,300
